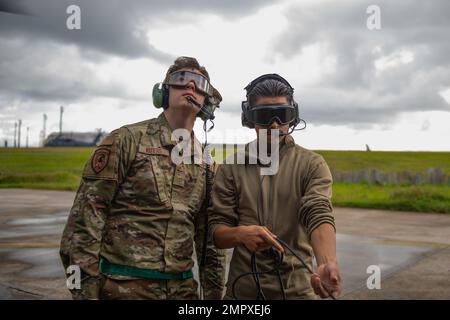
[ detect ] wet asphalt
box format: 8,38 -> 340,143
0,189 -> 448,299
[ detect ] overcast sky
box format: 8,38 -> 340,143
1,0 -> 449,150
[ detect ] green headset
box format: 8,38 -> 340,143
152,82 -> 220,122
241,73 -> 300,129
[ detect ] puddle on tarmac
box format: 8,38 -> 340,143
0,212 -> 68,240
336,233 -> 433,293
0,248 -> 65,279
7,214 -> 68,226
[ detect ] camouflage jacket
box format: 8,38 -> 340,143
60,112 -> 226,299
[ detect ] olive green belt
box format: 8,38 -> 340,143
99,258 -> 193,280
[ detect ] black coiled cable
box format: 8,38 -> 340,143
231,239 -> 337,300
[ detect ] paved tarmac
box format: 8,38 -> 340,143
0,189 -> 449,299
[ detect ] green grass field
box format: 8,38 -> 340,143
1,147 -> 449,213
332,183 -> 450,213
0,147 -> 90,191
315,150 -> 450,175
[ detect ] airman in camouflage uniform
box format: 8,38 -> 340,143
60,57 -> 226,300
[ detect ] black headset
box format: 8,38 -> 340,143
241,73 -> 300,129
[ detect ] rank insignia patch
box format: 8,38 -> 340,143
91,148 -> 110,174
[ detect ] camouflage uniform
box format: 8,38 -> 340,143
60,112 -> 226,300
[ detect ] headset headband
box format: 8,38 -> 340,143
244,73 -> 294,98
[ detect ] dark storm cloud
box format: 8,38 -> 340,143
2,0 -> 449,133
0,0 -> 274,115
0,0 -> 273,61
0,37 -> 138,104
0,0 -> 32,15
270,0 -> 450,128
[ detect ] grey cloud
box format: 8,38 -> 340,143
0,37 -> 143,104
0,0 -> 274,120
269,0 -> 450,127
0,0 -> 273,61
0,0 -> 32,15
298,85 -> 448,129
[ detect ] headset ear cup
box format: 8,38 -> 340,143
152,83 -> 164,108
241,101 -> 254,128
245,114 -> 255,128
241,112 -> 248,128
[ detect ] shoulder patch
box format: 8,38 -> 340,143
82,133 -> 119,181
91,147 -> 111,174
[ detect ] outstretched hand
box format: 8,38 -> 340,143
310,261 -> 342,299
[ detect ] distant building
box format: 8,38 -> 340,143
43,131 -> 106,147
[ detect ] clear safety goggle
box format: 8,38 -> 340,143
166,71 -> 212,96
247,105 -> 297,126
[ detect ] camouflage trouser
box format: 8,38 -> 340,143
99,276 -> 199,300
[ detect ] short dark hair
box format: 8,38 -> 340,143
248,79 -> 293,107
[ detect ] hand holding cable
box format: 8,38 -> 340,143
236,225 -> 284,253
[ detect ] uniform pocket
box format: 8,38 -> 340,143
121,152 -> 169,207
130,153 -> 158,192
